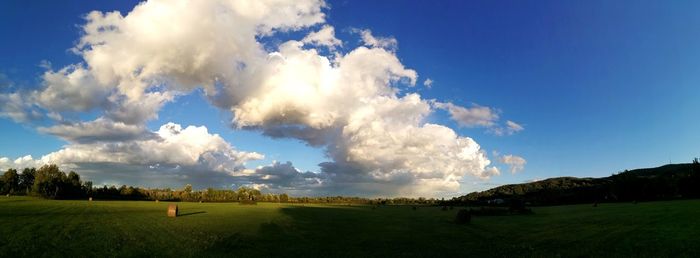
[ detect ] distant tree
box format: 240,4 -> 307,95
32,164 -> 66,198
83,181 -> 93,196
2,169 -> 20,194
19,168 -> 36,194
184,184 -> 193,193
279,193 -> 289,203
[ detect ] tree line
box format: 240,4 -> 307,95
0,164 -> 442,205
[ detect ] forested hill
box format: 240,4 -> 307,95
452,161 -> 700,206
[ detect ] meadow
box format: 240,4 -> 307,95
1,197 -> 699,257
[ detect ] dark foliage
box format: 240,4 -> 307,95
451,160 -> 700,206
455,209 -> 471,224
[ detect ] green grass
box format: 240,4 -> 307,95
1,197 -> 699,257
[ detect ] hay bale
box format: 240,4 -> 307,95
88,197 -> 93,201
155,200 -> 159,203
199,201 -> 203,203
167,204 -> 178,217
5,194 -> 9,197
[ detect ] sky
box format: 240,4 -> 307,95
1,0 -> 699,197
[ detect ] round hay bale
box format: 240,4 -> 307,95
199,201 -> 203,203
155,199 -> 159,203
167,204 -> 178,217
88,197 -> 93,201
5,194 -> 9,197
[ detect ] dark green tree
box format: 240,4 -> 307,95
32,164 -> 66,198
19,168 -> 36,194
2,169 -> 20,194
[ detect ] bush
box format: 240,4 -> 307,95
509,199 -> 533,214
441,206 -> 448,211
455,209 -> 471,224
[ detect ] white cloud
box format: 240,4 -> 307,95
38,117 -> 152,143
506,120 -> 524,133
75,0 -> 325,100
434,102 -> 525,136
104,92 -> 174,125
423,78 -> 433,88
36,64 -> 109,112
497,154 -> 527,174
489,120 -> 525,136
41,122 -> 263,174
230,42 -> 417,130
302,25 -> 342,48
354,29 -> 398,50
435,102 -> 500,128
0,92 -> 40,122
0,155 -> 43,171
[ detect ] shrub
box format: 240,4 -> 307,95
455,209 -> 471,224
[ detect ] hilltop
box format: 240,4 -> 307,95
452,161 -> 700,206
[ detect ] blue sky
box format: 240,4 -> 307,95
1,0 -> 699,196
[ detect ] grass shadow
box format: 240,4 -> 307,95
178,211 -> 206,217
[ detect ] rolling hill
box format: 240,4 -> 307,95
452,162 -> 700,206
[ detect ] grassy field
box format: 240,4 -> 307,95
1,197 -> 699,257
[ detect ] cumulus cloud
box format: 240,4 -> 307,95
36,64 -> 109,112
302,25 -> 342,48
0,155 -> 43,171
497,154 -> 527,174
0,0 -> 522,196
2,122 -> 264,186
42,122 -> 263,173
